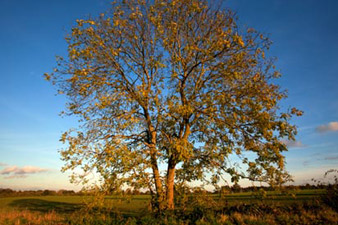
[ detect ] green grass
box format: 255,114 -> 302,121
211,189 -> 326,204
0,195 -> 151,216
0,189 -> 325,214
0,196 -> 84,213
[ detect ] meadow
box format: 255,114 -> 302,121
0,188 -> 337,224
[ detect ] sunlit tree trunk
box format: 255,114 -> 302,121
166,158 -> 176,210
148,120 -> 165,211
151,154 -> 165,211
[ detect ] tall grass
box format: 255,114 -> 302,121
0,209 -> 63,225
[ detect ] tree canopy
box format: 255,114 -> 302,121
46,0 -> 302,210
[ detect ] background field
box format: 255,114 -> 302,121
0,189 -> 325,212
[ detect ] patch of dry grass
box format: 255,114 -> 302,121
0,209 -> 64,225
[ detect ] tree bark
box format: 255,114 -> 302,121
166,158 -> 176,210
144,107 -> 165,211
151,154 -> 164,211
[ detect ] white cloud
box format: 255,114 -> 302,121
316,121 -> 338,133
0,162 -> 7,167
0,165 -> 48,178
281,139 -> 305,148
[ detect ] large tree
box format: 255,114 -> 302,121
46,0 -> 302,210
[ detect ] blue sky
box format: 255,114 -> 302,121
0,0 -> 337,190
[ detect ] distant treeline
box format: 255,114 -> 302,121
0,183 -> 330,197
0,188 -> 78,197
215,183 -> 330,194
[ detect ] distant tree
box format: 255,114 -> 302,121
132,188 -> 140,195
0,188 -> 15,197
221,185 -> 231,194
218,185 -> 231,198
42,190 -> 56,196
57,189 -> 76,195
46,0 -> 301,211
231,183 -> 241,193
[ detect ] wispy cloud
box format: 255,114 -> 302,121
316,121 -> 338,133
0,165 -> 48,179
297,125 -> 316,132
324,156 -> 338,161
303,160 -> 310,167
282,139 -> 305,148
0,162 -> 7,167
301,155 -> 338,168
4,175 -> 27,179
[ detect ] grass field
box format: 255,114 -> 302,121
0,189 -> 337,224
0,189 -> 325,212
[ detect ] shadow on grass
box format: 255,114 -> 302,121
9,199 -> 83,214
8,198 -> 144,217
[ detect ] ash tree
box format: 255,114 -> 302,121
46,0 -> 302,211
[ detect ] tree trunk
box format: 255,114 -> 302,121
144,109 -> 165,212
149,139 -> 164,211
151,158 -> 164,211
166,158 -> 176,210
